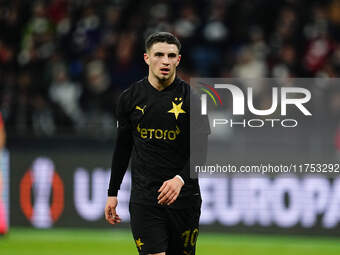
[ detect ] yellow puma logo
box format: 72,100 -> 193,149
136,105 -> 146,114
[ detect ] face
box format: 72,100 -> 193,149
144,42 -> 181,84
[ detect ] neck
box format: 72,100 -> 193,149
148,73 -> 176,91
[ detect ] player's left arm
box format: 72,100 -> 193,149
157,175 -> 184,206
158,87 -> 210,206
157,134 -> 208,206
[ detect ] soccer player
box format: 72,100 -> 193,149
105,32 -> 209,255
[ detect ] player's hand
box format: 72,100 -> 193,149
157,176 -> 184,206
105,196 -> 121,225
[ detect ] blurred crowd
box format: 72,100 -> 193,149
0,0 -> 340,137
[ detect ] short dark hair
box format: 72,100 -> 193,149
145,32 -> 181,52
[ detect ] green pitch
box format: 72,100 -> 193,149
1,228 -> 340,255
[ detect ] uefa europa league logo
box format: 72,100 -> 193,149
20,157 -> 64,228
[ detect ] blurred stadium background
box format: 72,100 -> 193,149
1,0 -> 340,254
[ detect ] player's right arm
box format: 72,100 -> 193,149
105,196 -> 121,225
105,90 -> 133,225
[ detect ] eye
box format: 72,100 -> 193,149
168,53 -> 177,58
155,52 -> 163,57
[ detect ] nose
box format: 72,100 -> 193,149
162,56 -> 170,65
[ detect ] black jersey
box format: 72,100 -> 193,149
108,77 -> 209,208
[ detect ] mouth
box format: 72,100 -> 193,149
160,67 -> 170,75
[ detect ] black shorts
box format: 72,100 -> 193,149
129,202 -> 201,255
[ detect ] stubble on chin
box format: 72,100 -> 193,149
158,76 -> 167,82
156,74 -> 168,83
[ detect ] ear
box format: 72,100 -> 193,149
176,54 -> 181,67
144,53 -> 150,66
